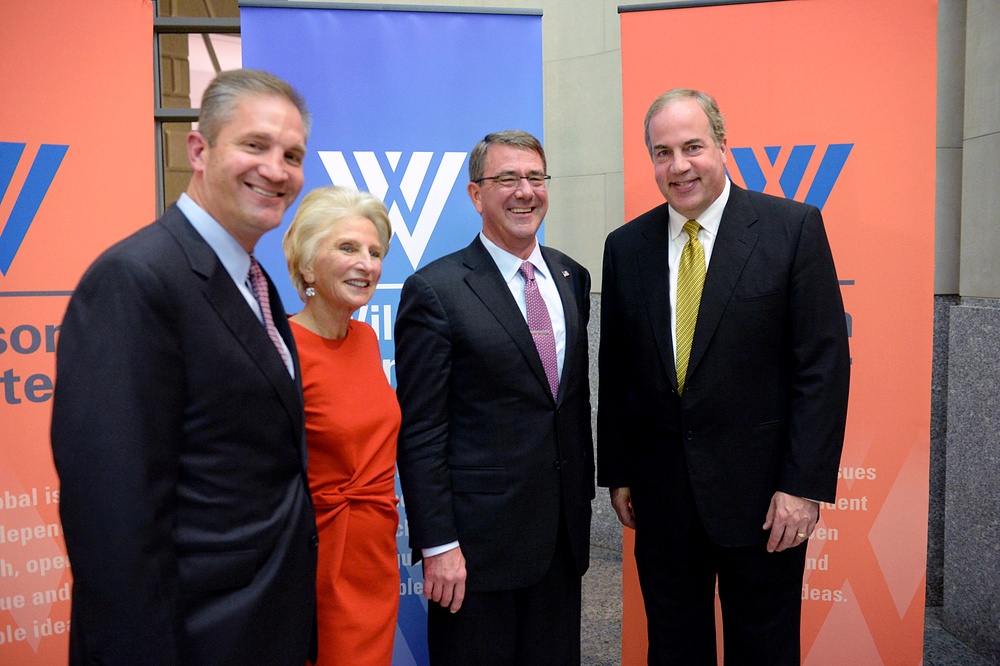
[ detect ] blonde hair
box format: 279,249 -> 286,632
282,186 -> 392,301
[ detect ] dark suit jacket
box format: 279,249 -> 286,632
597,185 -> 850,547
395,236 -> 594,592
51,205 -> 318,665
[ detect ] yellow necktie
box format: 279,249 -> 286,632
676,220 -> 705,395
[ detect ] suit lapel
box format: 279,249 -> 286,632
161,208 -> 305,441
634,211 -> 679,389
687,185 -> 759,378
541,247 -> 580,405
463,238 -> 555,402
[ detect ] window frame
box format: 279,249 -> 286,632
153,16 -> 240,215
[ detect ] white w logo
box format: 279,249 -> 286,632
317,150 -> 467,269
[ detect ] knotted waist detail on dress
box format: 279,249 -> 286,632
311,477 -> 398,510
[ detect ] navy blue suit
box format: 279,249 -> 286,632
395,236 -> 594,663
51,206 -> 318,665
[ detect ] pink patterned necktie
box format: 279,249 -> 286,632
519,261 -> 559,400
248,256 -> 291,373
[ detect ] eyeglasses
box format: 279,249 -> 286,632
473,174 -> 551,190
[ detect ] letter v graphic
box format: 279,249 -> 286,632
0,142 -> 69,275
318,150 -> 466,269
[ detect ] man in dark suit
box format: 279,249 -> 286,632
395,130 -> 594,665
50,70 -> 318,665
598,89 -> 850,664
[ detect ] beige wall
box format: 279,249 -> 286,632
935,0 -> 965,295
938,0 -> 1000,300
958,0 -> 1000,299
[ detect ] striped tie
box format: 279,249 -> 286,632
248,256 -> 293,375
676,220 -> 705,395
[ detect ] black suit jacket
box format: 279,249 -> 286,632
51,205 -> 318,664
597,185 -> 850,547
395,236 -> 594,592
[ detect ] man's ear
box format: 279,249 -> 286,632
467,181 -> 484,214
187,131 -> 209,173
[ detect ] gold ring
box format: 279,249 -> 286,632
796,532 -> 808,539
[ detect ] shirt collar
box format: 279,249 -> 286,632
479,232 -> 549,283
176,193 -> 253,284
668,178 -> 731,242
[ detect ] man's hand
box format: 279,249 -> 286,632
422,546 -> 467,613
763,491 -> 819,553
610,487 -> 637,530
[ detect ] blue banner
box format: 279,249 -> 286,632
240,4 -> 543,664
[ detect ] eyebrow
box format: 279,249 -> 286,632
493,169 -> 547,176
240,131 -> 306,155
653,138 -> 703,151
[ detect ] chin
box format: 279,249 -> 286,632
345,296 -> 372,310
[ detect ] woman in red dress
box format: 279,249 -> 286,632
283,186 -> 399,665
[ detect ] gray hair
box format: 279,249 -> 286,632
198,69 -> 311,145
468,130 -> 547,182
644,89 -> 726,156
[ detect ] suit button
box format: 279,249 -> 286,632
553,460 -> 562,470
310,534 -> 319,548
685,431 -> 694,441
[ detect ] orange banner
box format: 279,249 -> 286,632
619,0 -> 936,663
0,2 -> 153,662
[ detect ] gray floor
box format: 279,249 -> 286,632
581,545 -> 625,666
579,546 -> 997,665
923,606 -> 997,666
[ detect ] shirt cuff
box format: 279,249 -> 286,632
422,541 -> 460,558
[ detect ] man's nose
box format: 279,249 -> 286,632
259,150 -> 290,181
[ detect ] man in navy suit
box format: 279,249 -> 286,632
598,89 -> 850,664
51,69 -> 318,665
395,130 -> 594,665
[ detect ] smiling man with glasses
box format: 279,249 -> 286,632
395,130 -> 595,665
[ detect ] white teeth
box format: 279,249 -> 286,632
346,280 -> 369,288
249,185 -> 278,198
510,208 -> 531,213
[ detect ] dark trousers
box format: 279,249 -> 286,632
635,518 -> 807,666
427,523 -> 582,666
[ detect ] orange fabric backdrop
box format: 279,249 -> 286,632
0,2 -> 153,663
619,0 -> 936,663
